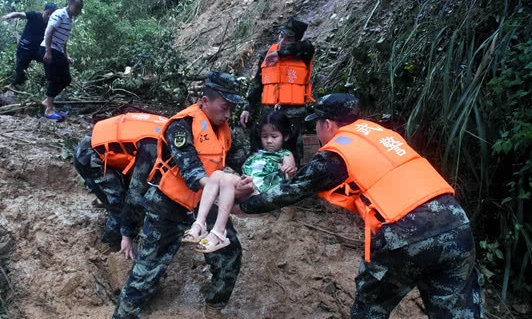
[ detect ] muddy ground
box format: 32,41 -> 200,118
0,113 -> 429,318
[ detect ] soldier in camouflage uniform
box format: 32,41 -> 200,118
74,121 -> 162,259
112,71 -> 253,319
233,94 -> 483,319
240,17 -> 315,166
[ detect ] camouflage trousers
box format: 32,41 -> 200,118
112,207 -> 242,319
73,136 -> 126,246
351,224 -> 483,319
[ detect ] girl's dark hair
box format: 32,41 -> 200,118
250,111 -> 295,152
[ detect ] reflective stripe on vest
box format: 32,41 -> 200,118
91,113 -> 168,175
148,104 -> 232,211
318,119 -> 454,262
261,43 -> 314,106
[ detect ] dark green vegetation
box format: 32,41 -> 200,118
320,0 -> 532,305
1,0 -> 531,315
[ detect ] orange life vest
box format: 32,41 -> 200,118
318,119 -> 455,262
90,113 -> 168,175
261,43 -> 314,106
148,104 -> 232,211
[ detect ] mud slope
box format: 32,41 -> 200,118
0,113 -> 427,318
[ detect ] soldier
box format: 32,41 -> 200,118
73,112 -> 168,259
233,93 -> 483,318
240,16 -> 315,166
112,71 -> 254,319
1,3 -> 57,88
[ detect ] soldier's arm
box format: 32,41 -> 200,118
278,40 -> 315,65
119,138 -> 158,238
244,52 -> 267,114
165,118 -> 208,191
239,150 -> 348,214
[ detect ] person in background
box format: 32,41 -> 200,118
1,3 -> 57,89
73,113 -> 169,259
39,0 -> 83,120
240,16 -> 315,167
233,93 -> 483,319
112,71 -> 254,319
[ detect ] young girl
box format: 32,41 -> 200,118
183,111 -> 297,253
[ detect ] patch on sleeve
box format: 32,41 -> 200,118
174,130 -> 187,148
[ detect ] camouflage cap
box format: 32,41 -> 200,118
305,93 -> 360,122
204,71 -> 246,105
280,17 -> 308,41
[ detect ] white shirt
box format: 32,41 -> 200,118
40,7 -> 73,53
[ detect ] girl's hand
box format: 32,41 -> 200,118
280,163 -> 296,179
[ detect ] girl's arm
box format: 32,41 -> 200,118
280,152 -> 297,179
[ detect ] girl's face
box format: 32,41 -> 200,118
260,124 -> 286,152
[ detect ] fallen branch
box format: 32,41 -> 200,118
295,206 -> 322,212
0,99 -> 110,114
297,221 -> 364,244
265,262 -> 288,294
91,273 -> 118,304
0,267 -> 14,295
0,133 -> 34,144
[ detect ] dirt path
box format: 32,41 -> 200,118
0,114 -> 428,318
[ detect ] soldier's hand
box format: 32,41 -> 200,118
239,110 -> 250,128
234,175 -> 254,200
231,203 -> 245,216
119,236 -> 135,259
264,51 -> 280,66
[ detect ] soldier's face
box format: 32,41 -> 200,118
278,31 -> 295,49
316,119 -> 334,145
202,96 -> 233,126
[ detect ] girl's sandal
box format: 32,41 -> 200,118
195,229 -> 230,253
182,221 -> 208,243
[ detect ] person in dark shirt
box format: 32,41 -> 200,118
233,93 -> 484,319
1,3 -> 57,88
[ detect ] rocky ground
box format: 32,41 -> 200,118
0,113 -> 429,319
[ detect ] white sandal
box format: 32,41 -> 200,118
195,229 -> 230,253
182,221 -> 208,243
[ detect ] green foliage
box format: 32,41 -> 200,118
0,0 -> 199,105
312,0 -> 532,300
389,0 -> 532,299
66,0 -> 187,102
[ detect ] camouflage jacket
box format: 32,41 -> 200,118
142,116 -> 248,218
